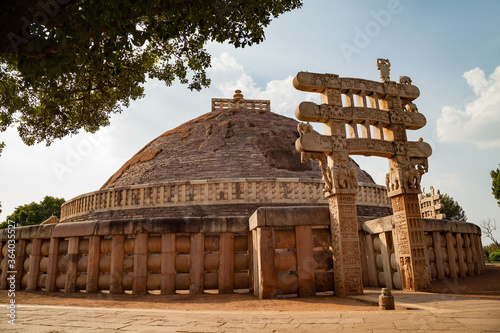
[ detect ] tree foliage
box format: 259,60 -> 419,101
2,196 -> 65,228
491,164 -> 500,207
441,193 -> 467,222
0,0 -> 302,154
490,249 -> 500,262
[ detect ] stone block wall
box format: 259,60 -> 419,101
0,218 -> 252,295
249,207 -> 334,299
361,217 -> 485,290
0,208 -> 484,298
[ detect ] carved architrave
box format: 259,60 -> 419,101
346,138 -> 394,158
295,102 -> 343,123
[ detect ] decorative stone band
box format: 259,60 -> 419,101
296,129 -> 431,159
296,102 -> 426,130
292,72 -> 420,100
211,98 -> 270,112
60,178 -> 391,222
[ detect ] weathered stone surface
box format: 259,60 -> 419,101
249,206 -> 330,230
52,221 -> 98,238
100,106 -> 374,190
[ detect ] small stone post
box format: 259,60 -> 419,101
379,288 -> 395,310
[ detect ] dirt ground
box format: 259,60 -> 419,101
2,264 -> 499,312
430,264 -> 500,299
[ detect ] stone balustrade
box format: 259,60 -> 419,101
0,208 -> 484,297
361,217 -> 484,290
0,217 -> 251,295
211,98 -> 271,112
60,179 -> 391,222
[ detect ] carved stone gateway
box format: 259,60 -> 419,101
294,59 -> 432,293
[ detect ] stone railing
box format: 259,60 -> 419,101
0,208 -> 484,297
60,179 -> 391,222
361,216 -> 484,290
0,218 -> 252,295
211,98 -> 271,112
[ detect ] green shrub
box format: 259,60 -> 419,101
490,250 -> 500,262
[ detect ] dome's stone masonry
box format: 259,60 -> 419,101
101,106 -> 374,189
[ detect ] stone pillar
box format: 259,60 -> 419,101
464,234 -> 474,277
456,234 -> 466,278
110,235 -> 125,294
391,194 -> 431,291
364,234 -> 378,287
65,236 -> 80,292
445,232 -> 458,279
27,238 -> 43,291
218,232 -> 234,294
477,234 -> 486,273
161,233 -> 176,294
86,235 -> 101,293
432,232 -> 445,280
469,234 -> 480,275
295,225 -> 316,297
379,232 -> 393,289
358,230 -> 369,287
189,233 -> 204,294
329,192 -> 364,296
254,227 -> 277,299
133,233 -> 149,294
248,232 -> 254,294
0,242 -> 9,290
14,240 -> 26,291
46,238 -> 60,292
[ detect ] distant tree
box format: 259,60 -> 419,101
441,193 -> 467,222
491,164 -> 500,207
2,196 -> 65,228
0,0 -> 302,155
481,218 -> 499,248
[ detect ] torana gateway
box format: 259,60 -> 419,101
0,61 -> 484,298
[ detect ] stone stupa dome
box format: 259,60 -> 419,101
60,92 -> 391,222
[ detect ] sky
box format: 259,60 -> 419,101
1,0 -> 499,245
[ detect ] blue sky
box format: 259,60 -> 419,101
1,0 -> 499,244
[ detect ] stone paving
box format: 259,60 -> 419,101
1,288 -> 499,332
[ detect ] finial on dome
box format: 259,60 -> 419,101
233,90 -> 244,100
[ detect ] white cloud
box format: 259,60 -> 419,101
436,65 -> 500,149
209,52 -> 319,116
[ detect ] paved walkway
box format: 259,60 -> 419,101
1,289 -> 499,332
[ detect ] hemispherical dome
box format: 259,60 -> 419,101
60,94 -> 390,223
101,104 -> 374,189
